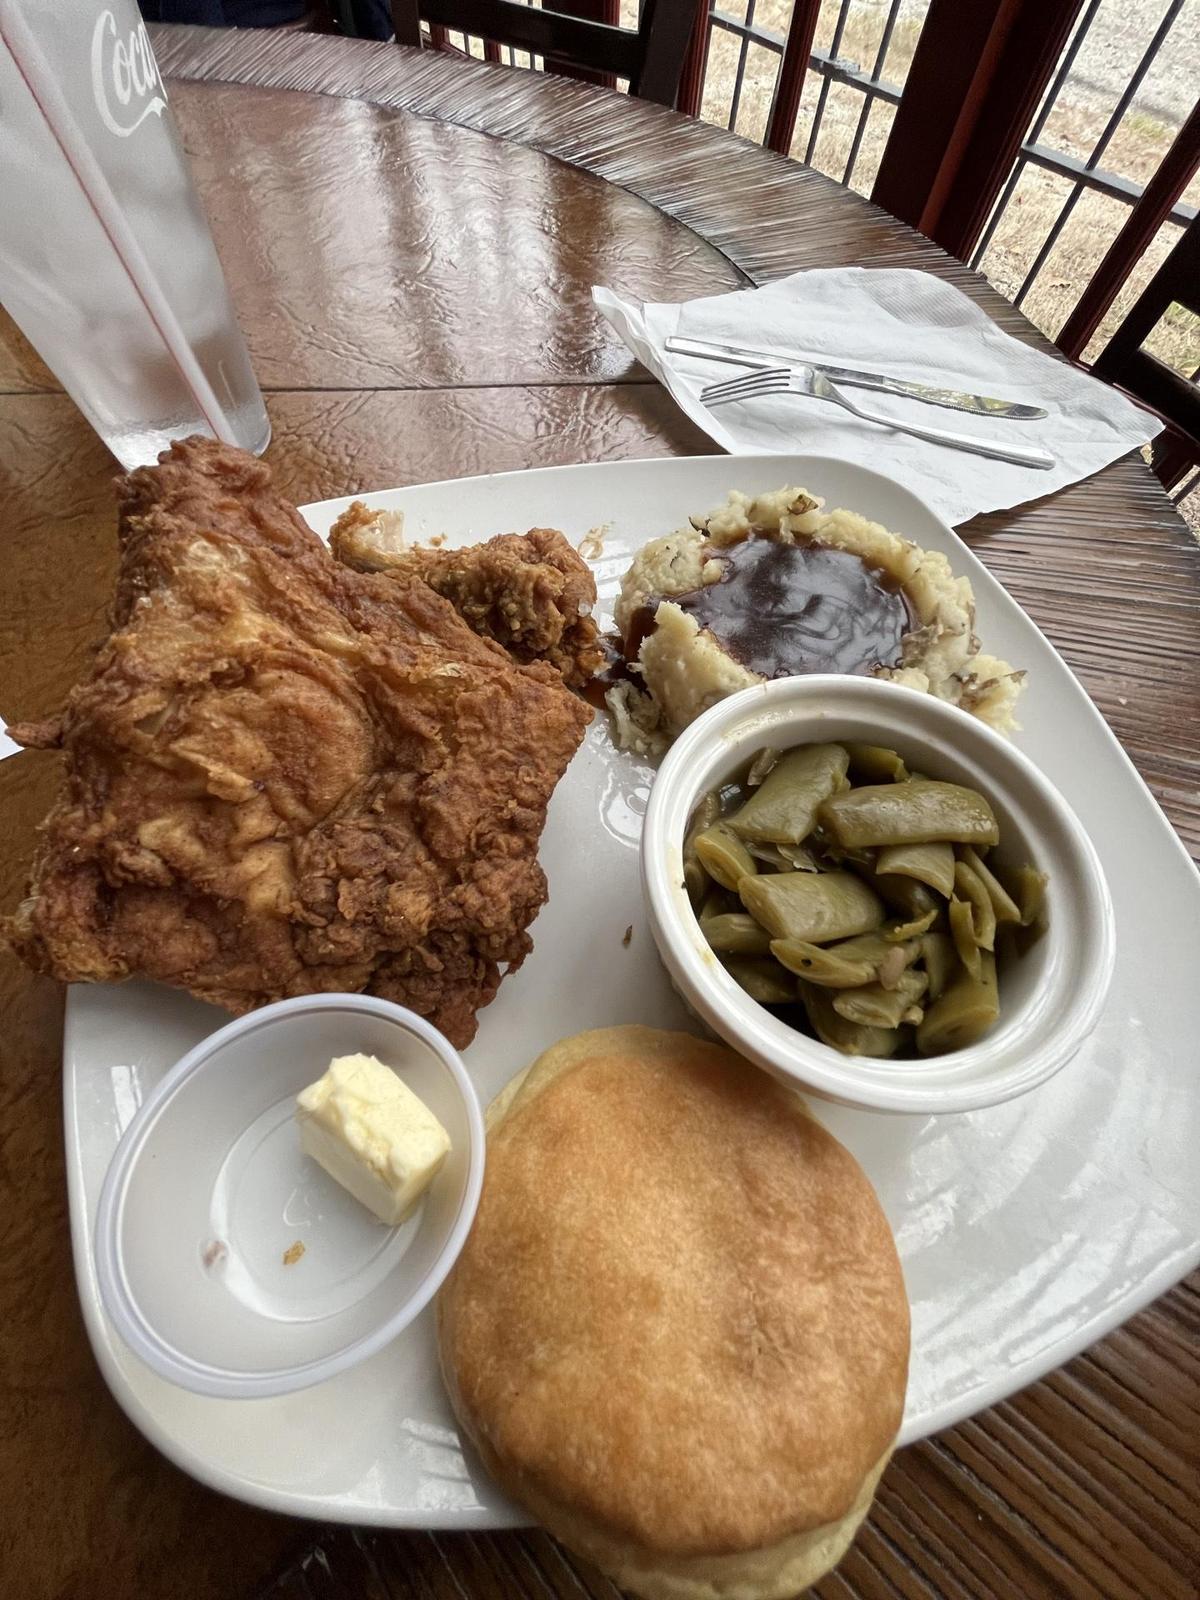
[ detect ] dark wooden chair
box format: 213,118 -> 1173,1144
1089,213 -> 1200,492
388,0 -> 696,105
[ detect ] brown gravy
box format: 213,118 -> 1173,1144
674,535 -> 913,679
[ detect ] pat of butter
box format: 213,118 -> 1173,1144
296,1053 -> 451,1227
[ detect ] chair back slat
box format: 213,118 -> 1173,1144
630,0 -> 696,103
390,0 -> 693,104
420,0 -> 642,79
1092,216 -> 1200,490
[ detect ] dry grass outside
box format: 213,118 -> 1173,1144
695,0 -> 926,194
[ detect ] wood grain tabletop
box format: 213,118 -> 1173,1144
0,26 -> 1196,1600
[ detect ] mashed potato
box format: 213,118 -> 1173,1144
607,488 -> 1024,755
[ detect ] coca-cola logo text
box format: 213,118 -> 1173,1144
91,10 -> 167,139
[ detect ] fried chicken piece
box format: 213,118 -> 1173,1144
329,501 -> 603,689
3,438 -> 591,1048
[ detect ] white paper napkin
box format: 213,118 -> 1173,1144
593,268 -> 1159,527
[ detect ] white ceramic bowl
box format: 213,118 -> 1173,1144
641,676 -> 1115,1115
95,994 -> 485,1398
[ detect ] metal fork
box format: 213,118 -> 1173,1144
701,365 -> 1056,470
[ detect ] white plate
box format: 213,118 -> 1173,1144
65,454 -> 1200,1527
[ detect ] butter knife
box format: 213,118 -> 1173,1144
664,335 -> 1048,421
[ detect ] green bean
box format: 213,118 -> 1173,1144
702,913 -> 774,956
844,743 -> 909,784
722,957 -> 795,1005
769,939 -> 877,988
726,744 -> 850,844
884,908 -> 939,942
845,932 -> 922,988
798,982 -> 905,1057
685,739 -> 1044,1060
746,841 -> 788,871
953,860 -> 997,951
746,746 -> 780,787
745,840 -> 820,873
948,896 -> 982,980
739,870 -> 884,943
684,790 -> 721,905
1005,916 -> 1048,960
832,931 -> 921,967
818,779 -> 999,849
875,939 -> 919,988
873,874 -> 939,920
694,823 -> 758,892
688,790 -> 722,834
821,845 -> 879,875
875,841 -> 956,899
917,951 -> 998,1054
780,841 -> 822,872
1008,864 -> 1049,927
921,931 -> 956,1001
773,931 -> 921,988
684,860 -> 709,906
699,884 -> 736,922
833,969 -> 928,1029
994,922 -> 1019,969
959,847 -> 1021,924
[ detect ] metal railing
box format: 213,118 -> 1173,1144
730,7 -> 894,155
688,2 -> 1198,413
968,0 -> 1196,304
683,0 -> 914,174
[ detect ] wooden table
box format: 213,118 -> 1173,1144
1,26 -> 1196,1600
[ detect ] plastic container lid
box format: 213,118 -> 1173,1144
95,994 -> 485,1398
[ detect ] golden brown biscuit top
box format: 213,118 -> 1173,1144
438,1027 -> 909,1558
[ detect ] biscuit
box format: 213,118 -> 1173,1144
438,1026 -> 910,1599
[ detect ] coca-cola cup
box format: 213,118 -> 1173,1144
0,0 -> 269,468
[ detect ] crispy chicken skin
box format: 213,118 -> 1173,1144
329,501 -> 603,689
3,438 -> 591,1048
